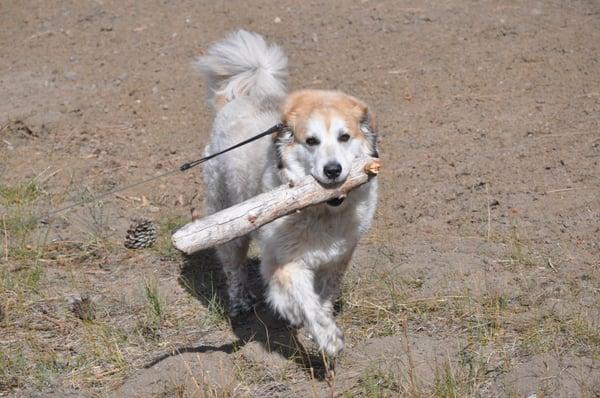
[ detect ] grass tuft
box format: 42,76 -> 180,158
0,180 -> 41,206
153,215 -> 186,260
343,365 -> 401,397
203,292 -> 227,328
144,278 -> 164,321
1,180 -> 45,259
433,359 -> 459,398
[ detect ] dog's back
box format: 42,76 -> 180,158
194,31 -> 290,317
196,30 -> 288,211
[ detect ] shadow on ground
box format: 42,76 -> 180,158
154,249 -> 331,379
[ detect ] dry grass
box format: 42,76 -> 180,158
342,365 -> 402,397
0,181 -> 213,395
334,242 -> 599,396
485,224 -> 543,269
153,214 -> 187,261
520,312 -> 600,359
1,178 -> 597,396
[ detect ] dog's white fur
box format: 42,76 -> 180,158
196,30 -> 378,356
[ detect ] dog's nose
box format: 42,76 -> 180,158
323,162 -> 342,179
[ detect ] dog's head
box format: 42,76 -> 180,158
275,90 -> 378,187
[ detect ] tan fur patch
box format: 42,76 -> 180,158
272,266 -> 292,288
282,90 -> 370,142
214,94 -> 228,111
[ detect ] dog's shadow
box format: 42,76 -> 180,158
175,248 -> 330,380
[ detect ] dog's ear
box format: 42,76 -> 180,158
359,107 -> 379,158
281,91 -> 306,131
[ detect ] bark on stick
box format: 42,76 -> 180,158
171,156 -> 380,255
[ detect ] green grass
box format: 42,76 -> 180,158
521,313 -> 600,359
1,180 -> 45,259
432,350 -> 489,398
152,215 -> 186,260
203,292 -> 227,328
433,359 -> 460,398
344,366 -> 401,397
0,179 -> 134,393
79,322 -> 129,377
2,264 -> 43,292
0,179 -> 53,392
497,225 -> 538,268
135,278 -> 167,341
0,347 -> 26,391
144,278 -> 164,321
178,268 -> 228,329
0,180 -> 41,206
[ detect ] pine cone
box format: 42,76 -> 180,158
68,294 -> 96,321
124,218 -> 157,249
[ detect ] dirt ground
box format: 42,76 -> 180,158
1,0 -> 599,396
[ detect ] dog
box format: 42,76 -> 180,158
196,30 -> 378,356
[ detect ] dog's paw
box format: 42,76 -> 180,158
312,324 -> 344,357
228,291 -> 257,317
322,326 -> 345,357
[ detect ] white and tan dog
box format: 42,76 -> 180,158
196,30 -> 378,356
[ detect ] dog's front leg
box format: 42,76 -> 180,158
215,237 -> 256,317
317,251 -> 355,303
264,260 -> 344,356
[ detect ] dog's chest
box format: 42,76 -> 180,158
260,206 -> 359,266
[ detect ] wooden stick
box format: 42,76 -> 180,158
172,156 -> 380,255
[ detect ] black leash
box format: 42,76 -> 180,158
38,123 -> 284,223
179,123 -> 283,171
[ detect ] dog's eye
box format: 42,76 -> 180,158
306,137 -> 320,146
338,133 -> 351,142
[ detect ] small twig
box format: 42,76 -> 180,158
344,298 -> 404,315
320,350 -> 336,396
309,366 -> 318,398
91,368 -> 121,379
402,318 -> 417,396
2,214 -> 8,262
114,194 -> 133,203
40,314 -> 68,331
23,30 -> 53,42
575,92 -> 600,98
532,132 -> 593,140
253,305 -> 271,353
494,259 -> 516,264
182,352 -> 202,395
547,258 -> 558,273
388,69 -> 408,75
36,168 -> 62,184
2,215 -> 8,262
485,183 -> 492,241
406,295 -> 467,303
545,187 -> 587,194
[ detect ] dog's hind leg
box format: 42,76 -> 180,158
264,260 -> 344,356
216,236 -> 256,317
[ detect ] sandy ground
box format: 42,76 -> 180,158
1,0 -> 599,397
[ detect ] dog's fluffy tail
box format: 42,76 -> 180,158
195,30 -> 288,109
